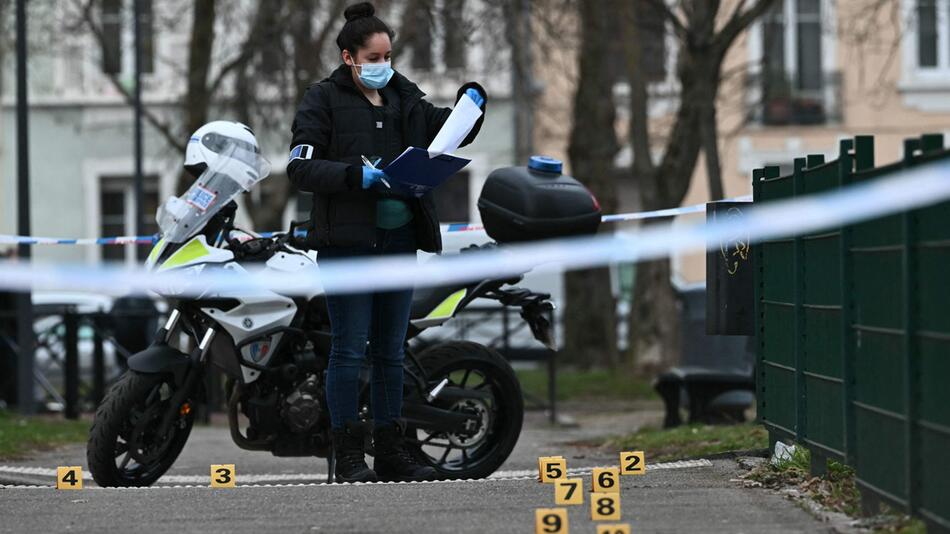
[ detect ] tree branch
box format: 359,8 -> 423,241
621,0 -> 655,175
725,0 -> 750,31
208,4 -> 298,96
644,0 -> 689,41
716,0 -> 778,50
76,0 -> 186,153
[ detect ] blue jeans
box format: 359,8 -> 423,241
319,223 -> 416,430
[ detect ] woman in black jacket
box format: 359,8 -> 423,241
287,2 -> 486,483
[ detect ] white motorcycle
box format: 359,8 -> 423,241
86,141 -> 556,487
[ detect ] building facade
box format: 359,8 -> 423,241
534,0 -> 950,285
0,1 -> 515,266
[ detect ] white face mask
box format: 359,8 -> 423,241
352,60 -> 394,89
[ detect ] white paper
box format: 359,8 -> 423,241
426,93 -> 483,158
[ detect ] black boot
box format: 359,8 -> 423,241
331,422 -> 378,483
373,421 -> 438,482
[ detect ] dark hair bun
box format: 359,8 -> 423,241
344,2 -> 375,22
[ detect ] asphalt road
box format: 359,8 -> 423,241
0,404 -> 828,533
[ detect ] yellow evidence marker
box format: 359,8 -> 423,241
538,456 -> 567,484
590,492 -> 621,521
554,478 -> 584,505
210,464 -> 236,488
596,524 -> 631,534
56,466 -> 83,490
620,451 -> 645,475
591,467 -> 620,493
534,508 -> 569,534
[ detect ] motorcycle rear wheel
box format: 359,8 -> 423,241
87,371 -> 195,487
407,341 -> 524,480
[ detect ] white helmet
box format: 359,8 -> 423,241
184,120 -> 260,178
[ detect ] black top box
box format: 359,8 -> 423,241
476,156 -> 602,243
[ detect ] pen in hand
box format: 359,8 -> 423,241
361,155 -> 391,189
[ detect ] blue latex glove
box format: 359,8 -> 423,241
465,87 -> 485,108
362,166 -> 389,189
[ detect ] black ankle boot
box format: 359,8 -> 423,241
331,423 -> 378,483
373,421 -> 438,482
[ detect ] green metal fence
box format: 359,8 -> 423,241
754,134 -> 950,532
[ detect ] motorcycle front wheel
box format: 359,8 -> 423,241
407,341 -> 524,480
87,371 -> 195,487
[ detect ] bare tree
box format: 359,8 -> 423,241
622,0 -> 777,371
241,0 -> 346,231
562,0 -> 620,369
71,0 -> 335,227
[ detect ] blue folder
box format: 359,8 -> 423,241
382,147 -> 471,197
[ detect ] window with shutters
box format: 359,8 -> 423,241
607,1 -> 667,84
99,175 -> 159,264
101,0 -> 122,74
441,0 -> 466,70
100,0 -> 154,75
911,0 -> 950,72
400,0 -> 435,71
747,0 -> 841,125
899,0 -> 950,110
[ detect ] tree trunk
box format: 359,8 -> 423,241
625,14 -> 721,371
177,0 -> 216,194
629,257 -> 680,374
504,0 -> 535,164
622,0 -> 775,371
563,0 -> 620,369
701,85 -> 725,200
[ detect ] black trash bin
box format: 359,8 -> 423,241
653,283 -> 755,427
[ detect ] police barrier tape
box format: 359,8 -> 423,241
0,197 -> 748,247
0,163 -> 945,296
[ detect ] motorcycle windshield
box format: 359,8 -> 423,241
157,141 -> 271,243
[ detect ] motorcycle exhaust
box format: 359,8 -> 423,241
227,383 -> 273,451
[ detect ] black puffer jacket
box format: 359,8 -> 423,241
288,64 -> 486,253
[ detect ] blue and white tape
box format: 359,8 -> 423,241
0,162 -> 944,296
0,197 -> 737,247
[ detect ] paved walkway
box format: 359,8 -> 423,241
0,403 -> 829,533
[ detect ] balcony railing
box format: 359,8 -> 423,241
744,71 -> 842,126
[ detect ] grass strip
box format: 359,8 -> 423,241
515,367 -> 657,402
0,410 -> 89,460
603,423 -> 768,463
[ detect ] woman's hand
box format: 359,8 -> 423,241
362,166 -> 390,189
465,87 -> 485,108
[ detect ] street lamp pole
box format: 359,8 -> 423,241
15,0 -> 35,415
132,0 -> 144,251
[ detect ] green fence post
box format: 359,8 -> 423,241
854,136 -> 875,172
758,165 -> 782,451
837,138 -> 856,466
753,167 -> 765,424
792,157 -> 807,444
852,135 -> 881,518
901,137 -> 921,516
921,133 -> 943,153
804,153 -> 828,476
916,133 -> 947,533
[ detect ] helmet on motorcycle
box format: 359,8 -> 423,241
184,120 -> 260,178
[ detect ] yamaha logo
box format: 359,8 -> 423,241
242,318 -> 253,329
